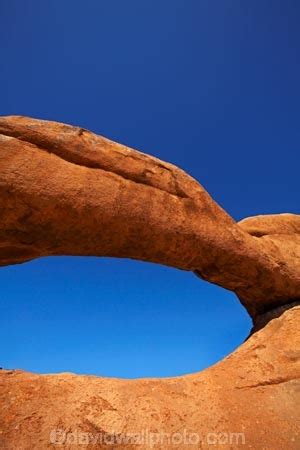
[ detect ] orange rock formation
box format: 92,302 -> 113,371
0,116 -> 299,449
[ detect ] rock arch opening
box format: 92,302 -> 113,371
0,256 -> 252,378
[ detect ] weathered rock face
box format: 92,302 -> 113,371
0,305 -> 299,449
0,116 -> 299,449
0,116 -> 299,318
238,213 -> 300,237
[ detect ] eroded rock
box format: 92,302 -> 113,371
0,306 -> 299,449
0,116 -> 299,317
0,115 -> 299,449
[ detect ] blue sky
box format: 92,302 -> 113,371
0,0 -> 299,378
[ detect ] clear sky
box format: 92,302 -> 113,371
0,0 -> 299,378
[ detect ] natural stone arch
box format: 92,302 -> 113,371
0,116 -> 299,449
0,116 -> 299,320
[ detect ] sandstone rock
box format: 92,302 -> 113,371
0,305 -> 299,449
238,213 -> 300,237
0,116 -> 299,449
0,116 -> 299,318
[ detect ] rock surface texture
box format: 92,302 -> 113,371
0,116 -> 299,449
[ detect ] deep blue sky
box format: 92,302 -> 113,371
0,1 -> 299,378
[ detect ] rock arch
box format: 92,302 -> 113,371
0,116 -> 299,449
